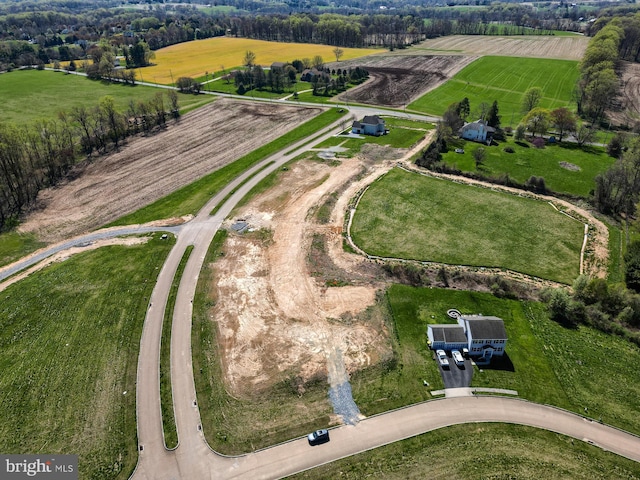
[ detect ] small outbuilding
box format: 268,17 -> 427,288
351,115 -> 387,136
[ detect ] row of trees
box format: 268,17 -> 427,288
0,90 -> 180,231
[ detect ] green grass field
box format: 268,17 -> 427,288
110,108 -> 346,226
0,69 -> 213,124
351,168 -> 584,283
288,423 -> 640,479
0,234 -> 173,479
442,137 -> 613,198
409,56 -> 579,124
0,231 -> 45,268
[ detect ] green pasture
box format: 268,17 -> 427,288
0,69 -> 212,124
0,234 -> 173,479
109,108 -> 346,226
409,56 -> 579,124
289,423 -> 640,479
193,231 -> 333,454
351,168 -> 584,283
442,137 -> 613,198
0,231 -> 45,268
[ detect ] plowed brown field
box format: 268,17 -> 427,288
19,99 -> 322,242
332,55 -> 476,107
607,61 -> 640,129
413,34 -> 588,60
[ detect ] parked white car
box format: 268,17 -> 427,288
452,350 -> 465,367
436,349 -> 449,368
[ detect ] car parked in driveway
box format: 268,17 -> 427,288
436,349 -> 449,368
308,429 -> 330,446
452,350 -> 465,367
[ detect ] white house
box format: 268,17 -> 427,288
457,315 -> 507,364
459,119 -> 495,143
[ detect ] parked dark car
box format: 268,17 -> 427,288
307,429 -> 330,446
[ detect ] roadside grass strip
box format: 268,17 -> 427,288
351,168 -> 584,284
286,423 -> 640,479
0,231 -> 45,269
442,138 -> 613,198
0,234 -> 173,479
192,231 -> 334,454
0,69 -> 213,125
160,245 -> 193,449
110,108 -> 346,226
409,56 -> 579,124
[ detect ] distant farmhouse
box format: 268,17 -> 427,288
459,119 -> 495,143
427,314 -> 507,364
351,115 -> 387,136
301,68 -> 330,82
270,61 -> 287,73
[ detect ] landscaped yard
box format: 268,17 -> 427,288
355,285 -> 640,436
409,56 -> 579,124
0,69 -> 213,124
288,423 -> 640,479
351,168 -> 584,284
0,234 -> 172,479
441,137 -> 614,198
313,117 -> 433,157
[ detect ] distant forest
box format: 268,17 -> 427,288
0,0 -> 622,69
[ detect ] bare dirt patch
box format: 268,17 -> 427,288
412,35 -> 588,60
332,55 -> 476,108
607,61 -> 640,129
209,131 -> 436,398
18,99 -> 322,243
559,161 -> 581,171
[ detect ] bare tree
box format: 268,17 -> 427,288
333,47 -> 344,62
243,50 -> 256,69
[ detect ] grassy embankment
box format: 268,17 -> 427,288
0,233 -> 174,479
441,137 -> 613,198
192,231 -> 334,454
160,245 -> 194,449
0,231 -> 45,269
351,168 -> 584,284
409,56 -> 579,125
110,108 -> 347,226
0,69 -> 213,125
288,423 -> 640,479
313,117 -> 434,157
142,37 -> 380,84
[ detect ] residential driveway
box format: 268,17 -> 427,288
438,355 -> 473,389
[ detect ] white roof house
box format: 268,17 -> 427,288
459,119 -> 495,143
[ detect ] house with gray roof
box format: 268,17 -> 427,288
428,314 -> 507,365
352,115 -> 387,136
459,119 -> 495,143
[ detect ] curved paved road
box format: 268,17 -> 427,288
129,106 -> 640,480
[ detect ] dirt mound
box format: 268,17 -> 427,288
19,99 -> 322,242
331,55 -> 476,107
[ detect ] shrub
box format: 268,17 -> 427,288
532,137 -> 545,148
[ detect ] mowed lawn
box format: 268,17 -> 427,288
409,56 -> 579,124
143,37 -> 380,84
351,168 -> 583,283
0,235 -> 172,479
442,138 -> 613,198
0,69 -> 213,124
